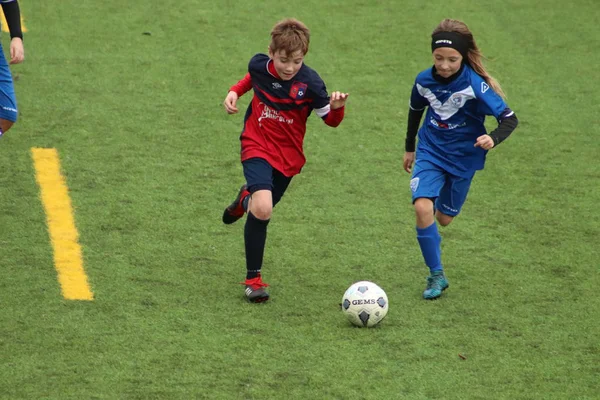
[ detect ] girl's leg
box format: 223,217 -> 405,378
410,160 -> 449,299
0,119 -> 14,134
414,198 -> 443,274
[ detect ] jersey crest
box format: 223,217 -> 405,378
290,82 -> 308,99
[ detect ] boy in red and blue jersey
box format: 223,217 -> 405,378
222,18 -> 349,303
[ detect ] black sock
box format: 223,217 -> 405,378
244,211 -> 270,279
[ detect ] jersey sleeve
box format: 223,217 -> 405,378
409,80 -> 428,111
310,73 -> 331,118
472,75 -> 508,119
247,53 -> 269,75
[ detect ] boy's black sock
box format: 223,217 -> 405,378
244,211 -> 270,279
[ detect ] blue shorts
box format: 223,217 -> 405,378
410,159 -> 474,217
0,45 -> 17,122
243,158 -> 292,207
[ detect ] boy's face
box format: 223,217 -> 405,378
432,48 -> 463,78
268,48 -> 304,81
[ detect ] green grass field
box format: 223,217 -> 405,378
1,0 -> 598,399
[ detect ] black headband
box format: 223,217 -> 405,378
431,31 -> 469,60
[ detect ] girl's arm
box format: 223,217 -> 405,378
489,109 -> 519,147
405,107 -> 425,152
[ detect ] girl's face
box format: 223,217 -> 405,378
433,48 -> 463,78
269,48 -> 304,80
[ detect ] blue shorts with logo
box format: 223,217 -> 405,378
243,157 -> 292,207
0,44 -> 17,122
410,159 -> 474,217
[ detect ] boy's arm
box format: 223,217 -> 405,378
229,73 -> 253,97
322,106 -> 344,127
317,91 -> 349,128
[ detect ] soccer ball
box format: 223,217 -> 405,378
341,281 -> 389,327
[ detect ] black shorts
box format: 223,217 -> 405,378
242,158 -> 293,206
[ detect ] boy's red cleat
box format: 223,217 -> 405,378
243,277 -> 270,303
222,185 -> 250,224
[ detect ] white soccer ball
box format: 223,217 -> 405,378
341,281 -> 389,327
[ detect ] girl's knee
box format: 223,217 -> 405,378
414,198 -> 434,217
0,119 -> 14,133
436,211 -> 454,227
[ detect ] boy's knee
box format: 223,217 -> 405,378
252,207 -> 272,220
248,190 -> 273,220
250,200 -> 272,220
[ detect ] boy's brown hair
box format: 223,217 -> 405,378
269,18 -> 310,56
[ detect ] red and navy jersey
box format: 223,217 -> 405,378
235,53 -> 334,177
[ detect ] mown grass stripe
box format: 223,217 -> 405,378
31,148 -> 93,301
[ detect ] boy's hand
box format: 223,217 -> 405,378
403,152 -> 415,173
223,91 -> 239,114
330,91 -> 349,110
474,135 -> 495,150
9,37 -> 24,64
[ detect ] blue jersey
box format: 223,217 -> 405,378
410,65 -> 512,177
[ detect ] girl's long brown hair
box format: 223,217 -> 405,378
433,19 -> 506,98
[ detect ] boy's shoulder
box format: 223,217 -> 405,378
296,63 -> 325,87
248,53 -> 270,71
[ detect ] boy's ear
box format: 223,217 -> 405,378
267,46 -> 274,58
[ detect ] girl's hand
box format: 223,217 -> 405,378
9,37 -> 24,64
474,135 -> 495,150
223,91 -> 239,114
403,152 -> 415,173
330,91 -> 349,110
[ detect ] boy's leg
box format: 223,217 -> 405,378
244,191 -> 271,303
410,160 -> 449,299
271,169 -> 292,207
243,168 -> 292,303
236,158 -> 278,302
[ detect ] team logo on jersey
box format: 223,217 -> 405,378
272,82 -> 282,90
290,82 -> 308,99
410,177 -> 419,193
481,82 -> 489,93
451,95 -> 463,107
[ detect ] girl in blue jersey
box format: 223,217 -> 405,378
0,0 -> 24,138
403,19 -> 518,299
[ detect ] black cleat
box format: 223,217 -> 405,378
222,185 -> 250,224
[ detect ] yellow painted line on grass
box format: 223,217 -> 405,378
31,148 -> 93,301
0,9 -> 27,33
